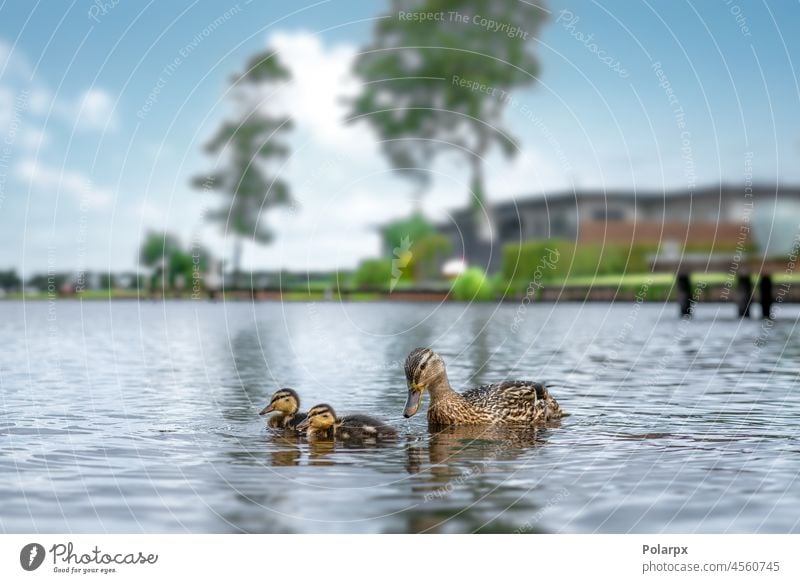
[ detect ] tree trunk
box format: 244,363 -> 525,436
470,153 -> 485,210
470,139 -> 493,243
232,238 -> 243,290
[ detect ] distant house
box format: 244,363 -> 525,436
436,185 -> 800,272
62,271 -> 102,293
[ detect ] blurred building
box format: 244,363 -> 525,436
437,185 -> 800,272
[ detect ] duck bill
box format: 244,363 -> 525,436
295,418 -> 310,431
259,404 -> 274,416
403,386 -> 424,418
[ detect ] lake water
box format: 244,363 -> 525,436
1,299 -> 799,533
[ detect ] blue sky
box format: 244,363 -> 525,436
1,0 -> 798,274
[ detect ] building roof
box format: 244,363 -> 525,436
444,184 -> 800,222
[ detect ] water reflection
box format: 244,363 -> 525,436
2,301 -> 799,533
402,424 -> 558,533
407,424 -> 552,472
269,434 -> 303,466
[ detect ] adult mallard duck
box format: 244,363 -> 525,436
402,347 -> 565,426
259,388 -> 307,430
296,404 -> 397,441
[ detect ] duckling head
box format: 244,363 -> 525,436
259,388 -> 300,417
403,347 -> 446,418
295,403 -> 337,434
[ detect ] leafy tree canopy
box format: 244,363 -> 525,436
350,0 -> 546,202
381,211 -> 437,251
191,49 -> 293,271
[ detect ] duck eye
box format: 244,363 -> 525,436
420,363 -> 427,371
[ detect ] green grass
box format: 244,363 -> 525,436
562,273 -> 675,287
4,289 -> 140,300
6,271 -> 800,302
773,273 -> 800,284
77,289 -> 141,299
561,272 -> 800,288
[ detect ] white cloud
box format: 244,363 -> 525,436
0,42 -> 33,131
0,89 -> 52,152
26,87 -> 52,116
16,158 -> 114,208
18,127 -> 50,151
0,39 -> 32,78
0,39 -> 117,133
135,199 -> 169,227
23,86 -> 119,132
73,88 -> 117,131
269,31 -> 373,150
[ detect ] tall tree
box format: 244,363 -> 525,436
0,269 -> 21,291
138,231 -> 184,291
349,0 -> 546,239
192,49 -> 293,286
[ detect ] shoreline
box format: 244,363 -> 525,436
5,282 -> 800,304
5,271 -> 800,304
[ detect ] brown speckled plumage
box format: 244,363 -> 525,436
297,404 -> 397,442
404,348 -> 564,426
267,411 -> 308,430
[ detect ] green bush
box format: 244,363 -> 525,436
489,273 -> 513,299
571,243 -> 645,275
501,240 -> 570,293
452,267 -> 494,301
502,239 -> 660,290
382,214 -> 452,284
407,234 -> 452,282
352,259 -> 393,290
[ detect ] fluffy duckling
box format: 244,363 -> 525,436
403,347 -> 565,426
296,404 -> 397,441
259,388 -> 307,430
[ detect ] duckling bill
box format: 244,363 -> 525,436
403,347 -> 565,426
259,388 -> 307,430
296,404 -> 397,441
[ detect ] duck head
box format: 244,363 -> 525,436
259,388 -> 300,417
296,403 -> 337,435
403,347 -> 447,418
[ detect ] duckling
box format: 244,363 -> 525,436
402,347 -> 565,426
258,388 -> 307,430
295,404 -> 397,441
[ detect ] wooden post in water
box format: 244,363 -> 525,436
759,275 -> 774,319
677,274 -> 692,316
736,274 -> 753,318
